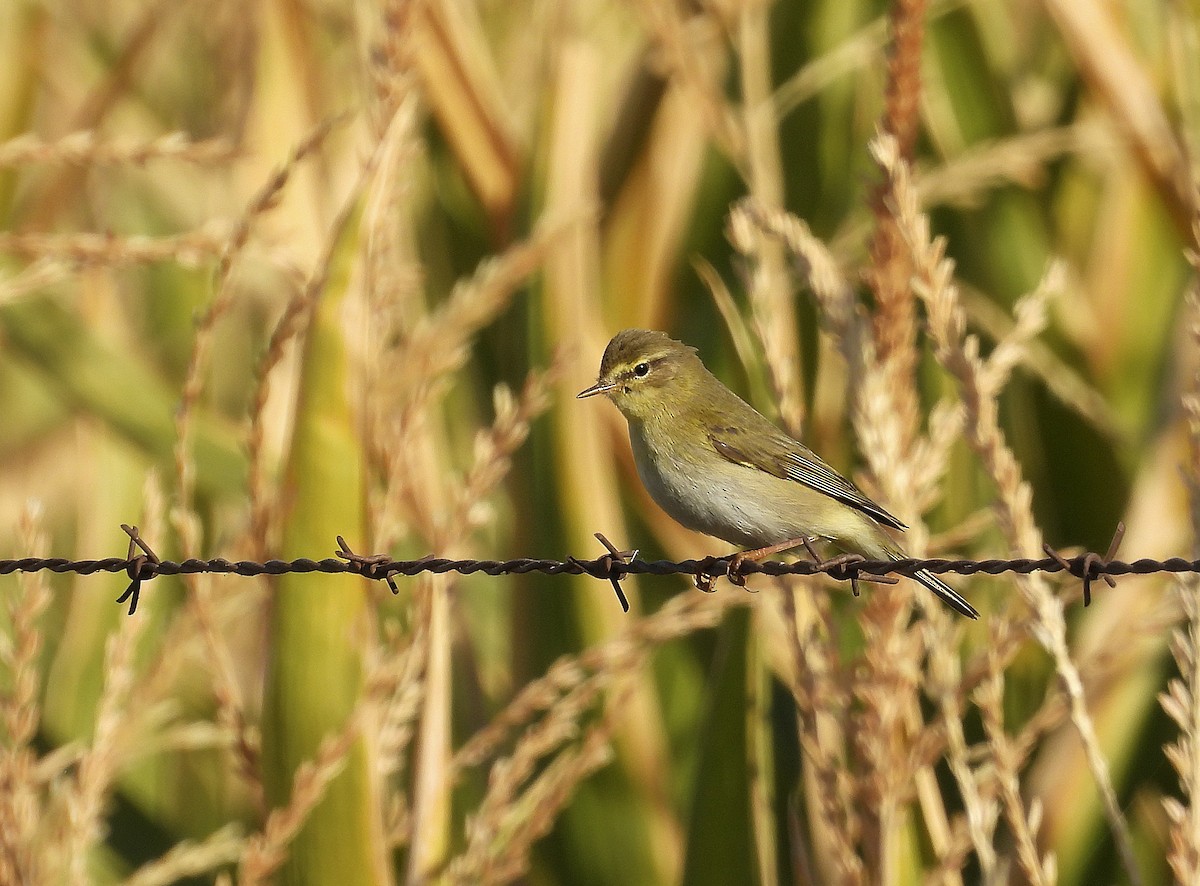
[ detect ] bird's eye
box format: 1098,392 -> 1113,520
634,362 -> 650,377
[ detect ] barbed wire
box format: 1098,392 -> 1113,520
1,523 -> 1195,616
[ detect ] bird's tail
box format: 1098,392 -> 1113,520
879,544 -> 979,619
908,566 -> 979,619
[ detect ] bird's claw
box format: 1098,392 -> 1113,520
726,554 -> 748,587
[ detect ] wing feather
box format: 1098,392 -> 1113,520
709,427 -> 907,531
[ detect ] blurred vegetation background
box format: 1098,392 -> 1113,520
0,0 -> 1199,883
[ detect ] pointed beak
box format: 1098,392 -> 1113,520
576,380 -> 614,399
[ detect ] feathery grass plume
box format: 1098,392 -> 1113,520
0,131 -> 237,167
728,199 -> 868,373
866,0 -> 924,401
371,620 -> 427,849
0,503 -> 51,885
873,129 -> 1142,885
975,635 -> 1057,885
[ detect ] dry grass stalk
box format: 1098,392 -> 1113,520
927,628 -> 998,878
121,823 -> 245,886
176,114 -> 345,514
244,172 -> 371,556
169,119 -> 346,790
372,623 -> 427,849
0,227 -> 227,268
774,583 -> 863,885
0,257 -> 75,306
454,589 -> 733,774
873,130 -> 1142,885
455,677 -> 609,875
728,199 -> 867,372
0,130 -> 237,167
65,574 -> 154,879
238,712 -> 363,886
632,0 -> 746,171
1162,285 -> 1200,882
374,223 -> 565,547
443,363 -> 559,542
736,0 -> 804,434
1042,0 -> 1196,228
448,688 -> 622,884
975,636 -> 1056,885
866,0 -> 924,399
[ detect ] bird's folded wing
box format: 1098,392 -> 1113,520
708,426 -> 907,531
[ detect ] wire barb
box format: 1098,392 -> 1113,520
566,533 -> 637,613
335,536 -> 400,594
1042,521 -> 1124,606
115,524 -> 161,615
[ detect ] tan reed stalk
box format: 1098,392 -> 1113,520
1041,0 -> 1196,229
873,129 -> 1143,886
411,0 -> 520,230
544,36 -> 688,883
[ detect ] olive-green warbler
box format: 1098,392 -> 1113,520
577,329 -> 978,619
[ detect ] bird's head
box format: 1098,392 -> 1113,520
576,329 -> 704,422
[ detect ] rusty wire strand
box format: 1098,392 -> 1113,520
0,523 -> 1193,616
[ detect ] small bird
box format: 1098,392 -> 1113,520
577,329 -> 978,618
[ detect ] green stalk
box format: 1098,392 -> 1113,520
261,198 -> 387,885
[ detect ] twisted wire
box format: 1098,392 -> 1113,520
0,523 -> 1191,615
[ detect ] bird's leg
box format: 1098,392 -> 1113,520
726,537 -> 815,587
799,536 -> 898,594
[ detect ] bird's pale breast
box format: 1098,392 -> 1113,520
628,418 -> 871,550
